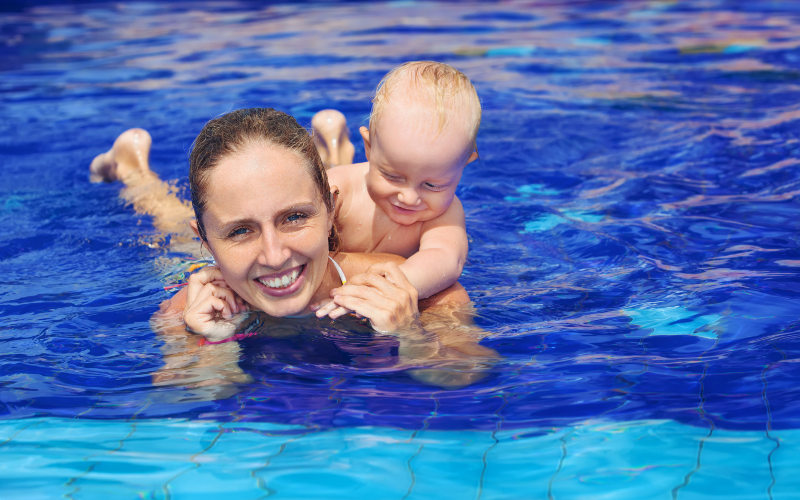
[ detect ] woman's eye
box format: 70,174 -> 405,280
228,227 -> 249,238
286,212 -> 309,224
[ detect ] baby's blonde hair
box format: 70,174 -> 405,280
369,61 -> 481,146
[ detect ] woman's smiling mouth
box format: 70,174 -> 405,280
255,265 -> 305,296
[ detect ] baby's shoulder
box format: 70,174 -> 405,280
327,162 -> 368,189
328,162 -> 371,219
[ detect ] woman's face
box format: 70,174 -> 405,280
199,140 -> 333,317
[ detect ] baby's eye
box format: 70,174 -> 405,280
424,182 -> 447,192
381,170 -> 403,182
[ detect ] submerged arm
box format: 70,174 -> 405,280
330,258 -> 498,388
150,290 -> 251,395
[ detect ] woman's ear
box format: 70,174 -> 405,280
359,126 -> 371,161
190,220 -> 201,239
327,194 -> 336,227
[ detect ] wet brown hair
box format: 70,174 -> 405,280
189,108 -> 339,251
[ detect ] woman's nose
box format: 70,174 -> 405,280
258,229 -> 290,268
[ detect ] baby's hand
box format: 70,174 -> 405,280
184,266 -> 249,342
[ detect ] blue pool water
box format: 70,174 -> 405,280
2,0 -> 800,498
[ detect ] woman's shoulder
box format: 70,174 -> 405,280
158,287 -> 187,316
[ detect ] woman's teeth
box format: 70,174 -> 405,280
259,268 -> 300,289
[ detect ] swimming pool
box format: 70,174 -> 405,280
2,0 -> 799,497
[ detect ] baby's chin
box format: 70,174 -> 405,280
389,208 -> 443,226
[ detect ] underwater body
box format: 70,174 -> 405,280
1,1 -> 800,498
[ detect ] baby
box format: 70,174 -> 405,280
319,61 -> 481,303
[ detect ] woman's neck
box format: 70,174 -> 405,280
307,253 -> 345,311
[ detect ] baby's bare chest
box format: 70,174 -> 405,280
337,203 -> 422,257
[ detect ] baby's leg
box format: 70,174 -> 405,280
90,128 -> 195,248
311,109 -> 355,168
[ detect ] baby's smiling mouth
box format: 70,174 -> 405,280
257,265 -> 303,289
392,202 -> 422,212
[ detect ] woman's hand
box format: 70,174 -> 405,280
184,265 -> 248,342
327,261 -> 420,333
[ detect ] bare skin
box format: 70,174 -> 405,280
88,114 -> 354,254
89,128 -> 197,252
311,109 -> 355,168
155,254 -> 496,390
92,96 -> 475,300
322,90 -> 478,302
90,126 -> 497,390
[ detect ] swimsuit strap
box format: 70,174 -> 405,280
328,255 -> 347,285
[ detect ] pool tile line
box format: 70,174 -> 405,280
2,416 -> 799,498
0,417 -> 41,449
160,422 -> 227,499
477,391 -> 507,500
404,388 -> 485,498
761,339 -> 787,500
671,356 -> 715,500
65,402 -> 153,499
252,440 -> 290,497
401,394 -> 441,500
547,428 -> 571,500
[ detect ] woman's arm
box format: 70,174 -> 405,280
150,290 -> 251,394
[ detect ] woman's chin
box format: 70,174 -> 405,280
254,295 -> 312,319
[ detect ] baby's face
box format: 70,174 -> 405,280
364,103 -> 474,226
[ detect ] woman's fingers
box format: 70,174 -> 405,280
367,261 -> 409,285
183,279 -> 244,341
187,282 -> 233,320
313,299 -> 338,318
347,262 -> 419,303
313,299 -> 353,320
186,266 -> 225,304
330,268 -> 419,332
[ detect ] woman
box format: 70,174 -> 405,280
93,108 -> 495,388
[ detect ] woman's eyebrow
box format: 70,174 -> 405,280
281,202 -> 320,215
209,201 -> 321,228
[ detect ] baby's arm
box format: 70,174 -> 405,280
399,198 -> 468,299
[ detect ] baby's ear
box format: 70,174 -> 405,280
359,126 -> 371,160
466,150 -> 479,165
329,185 -> 341,218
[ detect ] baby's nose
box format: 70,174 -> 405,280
398,187 -> 421,205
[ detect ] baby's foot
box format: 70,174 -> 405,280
90,128 -> 153,184
311,109 -> 355,168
